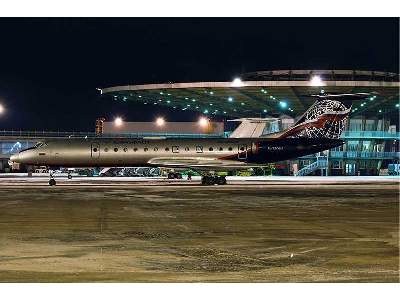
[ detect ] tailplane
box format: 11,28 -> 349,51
228,118 -> 279,138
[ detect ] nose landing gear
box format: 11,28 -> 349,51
201,175 -> 227,185
48,170 -> 56,186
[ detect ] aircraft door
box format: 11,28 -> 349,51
238,144 -> 247,160
172,146 -> 179,153
91,143 -> 100,159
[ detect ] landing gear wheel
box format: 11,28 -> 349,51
67,174 -> 72,179
201,175 -> 215,185
216,176 -> 227,185
49,178 -> 56,186
168,172 -> 182,179
201,176 -> 226,185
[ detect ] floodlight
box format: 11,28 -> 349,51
199,117 -> 209,127
310,75 -> 325,86
232,77 -> 244,87
279,101 -> 288,109
114,117 -> 123,126
156,117 -> 165,126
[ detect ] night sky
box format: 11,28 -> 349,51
0,18 -> 398,131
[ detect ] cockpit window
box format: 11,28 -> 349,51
35,142 -> 47,148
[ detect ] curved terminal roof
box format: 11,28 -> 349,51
100,70 -> 399,119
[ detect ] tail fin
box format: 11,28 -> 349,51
276,92 -> 374,139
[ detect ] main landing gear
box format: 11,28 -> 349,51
201,175 -> 227,185
48,170 -> 56,186
167,172 -> 183,179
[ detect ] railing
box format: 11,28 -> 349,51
295,157 -> 328,176
2,130 -> 398,139
330,151 -> 400,159
341,131 -> 400,140
0,130 -> 225,139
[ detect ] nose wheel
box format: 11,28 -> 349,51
48,170 -> 56,186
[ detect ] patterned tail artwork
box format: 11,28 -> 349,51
278,93 -> 376,139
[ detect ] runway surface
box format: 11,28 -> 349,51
0,176 -> 398,282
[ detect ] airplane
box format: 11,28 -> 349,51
9,93 -> 371,186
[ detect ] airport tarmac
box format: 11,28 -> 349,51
0,176 -> 398,282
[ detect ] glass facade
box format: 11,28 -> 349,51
0,141 -> 35,155
295,115 -> 399,176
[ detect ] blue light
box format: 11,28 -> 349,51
279,101 -> 287,109
204,109 -> 209,114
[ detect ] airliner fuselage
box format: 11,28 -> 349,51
11,137 -> 343,170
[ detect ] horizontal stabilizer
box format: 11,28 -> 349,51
228,118 -> 279,138
304,92 -> 377,101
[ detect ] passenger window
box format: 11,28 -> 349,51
165,147 -> 170,151
185,147 -> 189,151
209,147 -> 213,151
228,147 -> 233,151
114,148 -> 118,152
144,148 -> 148,152
133,147 -> 138,152
240,147 -> 245,151
93,148 -> 98,152
196,146 -> 203,153
104,148 -> 109,152
123,147 -> 128,152
219,147 -> 223,151
154,147 -> 158,152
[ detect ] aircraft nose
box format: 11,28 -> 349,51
9,153 -> 20,163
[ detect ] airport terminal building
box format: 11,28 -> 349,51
1,70 -> 399,176
99,70 -> 400,176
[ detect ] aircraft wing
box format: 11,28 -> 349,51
147,157 -> 259,170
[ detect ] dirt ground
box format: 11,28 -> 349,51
0,182 -> 398,282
